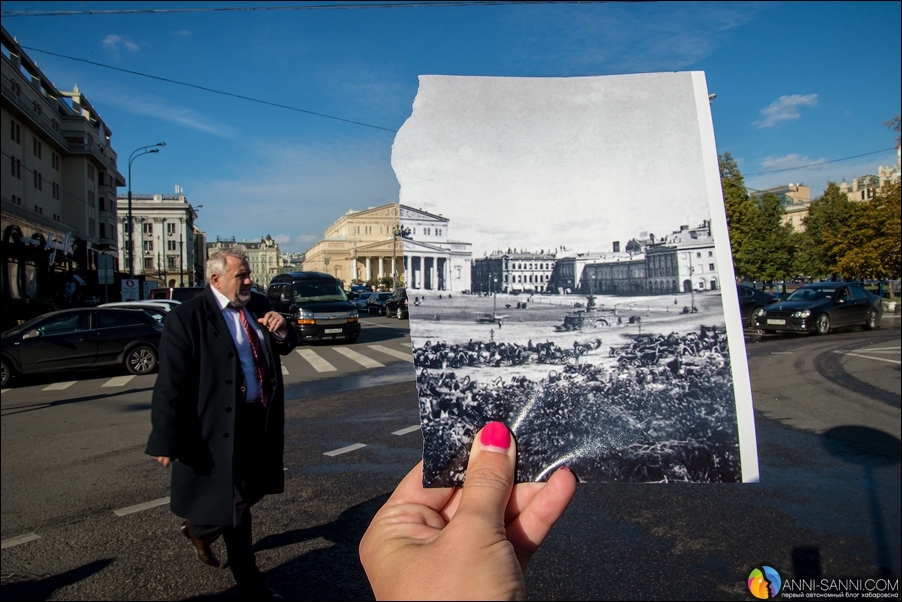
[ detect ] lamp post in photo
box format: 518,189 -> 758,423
127,143 -> 165,277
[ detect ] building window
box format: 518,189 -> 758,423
11,195 -> 22,206
144,257 -> 154,270
696,252 -> 701,258
88,190 -> 95,206
708,251 -> 713,257
99,197 -> 105,211
168,256 -> 178,268
167,222 -> 176,235
52,182 -> 60,199
88,164 -> 95,180
143,240 -> 154,251
33,137 -> 42,159
52,152 -> 59,171
33,170 -> 42,190
10,155 -> 21,178
100,223 -> 106,238
88,218 -> 96,236
143,223 -> 154,235
709,263 -> 715,271
10,119 -> 21,143
53,213 -> 60,221
34,205 -> 43,215
167,240 -> 177,251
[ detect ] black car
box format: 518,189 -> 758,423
385,288 -> 409,319
266,272 -> 360,343
1,308 -> 163,387
365,292 -> 393,315
737,284 -> 778,328
755,282 -> 883,335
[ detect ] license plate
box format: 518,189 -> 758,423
324,328 -> 342,334
766,319 -> 786,325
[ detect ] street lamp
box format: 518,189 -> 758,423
127,142 -> 166,277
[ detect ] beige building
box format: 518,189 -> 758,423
401,205 -> 472,294
117,193 -> 199,287
207,235 -> 282,287
303,203 -> 406,286
2,25 -> 125,299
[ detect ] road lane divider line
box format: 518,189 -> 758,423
865,346 -> 900,351
42,381 -> 77,391
769,352 -> 793,355
102,375 -> 135,387
367,345 -> 413,363
114,497 -> 170,517
281,364 -> 289,375
297,349 -> 337,372
392,425 -> 421,436
333,347 -> 385,368
833,351 -> 901,365
1,533 -> 40,549
324,443 -> 367,457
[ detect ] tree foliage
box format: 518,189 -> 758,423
796,183 -> 853,279
828,182 -> 901,279
719,152 -> 753,269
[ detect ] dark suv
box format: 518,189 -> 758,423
266,272 -> 360,343
385,288 -> 409,319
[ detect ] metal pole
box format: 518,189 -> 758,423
126,143 -> 166,278
179,240 -> 184,287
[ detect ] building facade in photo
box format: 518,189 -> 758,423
663,221 -> 719,292
2,26 -> 125,300
400,205 -> 472,294
117,193 -> 199,287
206,235 -> 282,287
472,250 -> 556,294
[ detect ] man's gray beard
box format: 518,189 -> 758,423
232,292 -> 251,307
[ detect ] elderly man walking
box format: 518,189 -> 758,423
146,246 -> 297,599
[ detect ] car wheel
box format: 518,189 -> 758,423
126,345 -> 158,375
815,313 -> 831,335
864,309 -> 879,330
1,357 -> 12,388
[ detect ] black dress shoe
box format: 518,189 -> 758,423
181,522 -> 221,568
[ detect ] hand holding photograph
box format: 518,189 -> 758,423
392,72 -> 759,485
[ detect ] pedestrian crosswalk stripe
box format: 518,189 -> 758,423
1,389 -> 10,395
400,342 -> 411,347
392,425 -> 421,436
368,345 -> 413,363
324,443 -> 367,457
333,347 -> 385,368
102,375 -> 135,387
1,533 -> 40,549
43,381 -> 77,391
281,364 -> 289,375
114,497 -> 170,517
297,349 -> 337,372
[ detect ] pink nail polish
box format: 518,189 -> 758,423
480,422 -> 511,450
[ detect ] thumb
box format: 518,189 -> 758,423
455,422 -> 517,524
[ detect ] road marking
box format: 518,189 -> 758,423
358,319 -> 395,329
399,342 -> 411,347
324,443 -> 367,457
297,349 -> 337,372
333,347 -> 385,368
833,351 -> 901,365
769,352 -> 794,355
281,364 -> 289,375
368,345 -> 414,363
392,425 -> 421,436
114,497 -> 170,517
43,381 -> 76,391
1,533 -> 40,549
1,388 -> 10,394
102,375 -> 135,387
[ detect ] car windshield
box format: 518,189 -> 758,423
2,313 -> 51,338
292,282 -> 347,303
786,287 -> 837,302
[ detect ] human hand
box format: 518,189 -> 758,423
359,422 -> 577,600
154,456 -> 177,467
258,311 -> 287,336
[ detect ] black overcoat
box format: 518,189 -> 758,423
146,288 -> 298,525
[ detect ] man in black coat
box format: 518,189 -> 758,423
146,246 -> 297,599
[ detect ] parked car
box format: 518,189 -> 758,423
365,292 -> 393,315
737,284 -> 778,328
265,272 -> 360,343
1,308 -> 164,387
147,287 -> 204,302
385,288 -> 409,319
755,282 -> 883,335
353,292 -> 375,312
99,301 -> 174,324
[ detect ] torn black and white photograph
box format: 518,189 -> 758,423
392,72 -> 759,486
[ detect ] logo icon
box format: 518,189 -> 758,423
748,566 -> 782,599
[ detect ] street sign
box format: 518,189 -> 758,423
98,254 -> 115,285
121,279 -> 139,301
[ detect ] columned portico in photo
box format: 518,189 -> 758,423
400,206 -> 471,294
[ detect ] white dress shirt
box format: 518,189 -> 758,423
211,287 -> 267,403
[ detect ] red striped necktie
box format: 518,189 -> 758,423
229,304 -> 269,406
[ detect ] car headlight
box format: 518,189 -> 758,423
297,309 -> 315,325
792,309 -> 811,318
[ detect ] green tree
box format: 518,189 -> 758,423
719,152 -> 754,275
829,182 -> 901,279
796,182 -> 854,279
736,193 -> 797,281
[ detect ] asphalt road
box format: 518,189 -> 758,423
1,315 -> 899,600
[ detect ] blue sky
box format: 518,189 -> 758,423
2,1 -> 899,254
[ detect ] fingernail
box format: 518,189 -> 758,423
480,422 -> 511,452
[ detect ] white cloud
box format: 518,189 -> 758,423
756,94 -> 818,128
102,34 -> 139,53
95,88 -> 236,138
760,153 -> 825,171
